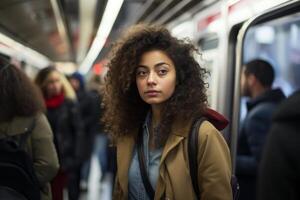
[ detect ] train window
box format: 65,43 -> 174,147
197,33 -> 220,109
238,12 -> 300,121
243,13 -> 300,96
228,1 -> 300,174
198,34 -> 219,51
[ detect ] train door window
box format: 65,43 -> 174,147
230,1 -> 300,172
197,33 -> 219,109
240,12 -> 300,121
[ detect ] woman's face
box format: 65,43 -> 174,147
136,50 -> 176,106
44,71 -> 63,97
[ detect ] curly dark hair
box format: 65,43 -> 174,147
0,62 -> 45,121
103,24 -> 208,142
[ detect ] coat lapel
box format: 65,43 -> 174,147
159,117 -> 194,165
116,134 -> 135,196
155,118 -> 194,199
155,134 -> 184,199
159,134 -> 184,166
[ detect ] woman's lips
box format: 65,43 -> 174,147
145,90 -> 160,97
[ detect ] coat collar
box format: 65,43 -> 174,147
170,107 -> 229,137
246,88 -> 285,111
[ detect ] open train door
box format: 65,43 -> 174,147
230,0 -> 300,172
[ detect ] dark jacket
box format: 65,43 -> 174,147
0,113 -> 60,200
258,90 -> 300,200
236,88 -> 285,200
46,98 -> 84,170
76,89 -> 102,159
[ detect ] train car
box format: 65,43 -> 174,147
168,0 -> 300,167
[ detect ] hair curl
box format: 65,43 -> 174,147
103,24 -> 208,141
0,63 -> 45,121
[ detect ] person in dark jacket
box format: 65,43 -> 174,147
35,67 -> 84,200
258,90 -> 300,200
236,59 -> 286,200
69,72 -> 101,191
0,60 -> 59,200
87,74 -> 114,185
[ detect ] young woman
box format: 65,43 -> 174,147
102,24 -> 233,199
0,60 -> 59,200
35,67 -> 84,200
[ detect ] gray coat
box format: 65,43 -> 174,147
0,113 -> 60,200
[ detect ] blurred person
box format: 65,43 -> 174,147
0,60 -> 59,200
258,89 -> 300,200
102,24 -> 232,199
236,59 -> 286,200
87,73 -> 116,186
69,72 -> 101,191
35,67 -> 84,200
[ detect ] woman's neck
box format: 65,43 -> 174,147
151,105 -> 161,127
149,105 -> 162,150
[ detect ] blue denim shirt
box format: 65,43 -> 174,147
128,112 -> 162,200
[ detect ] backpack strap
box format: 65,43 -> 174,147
19,118 -> 36,149
188,117 -> 206,200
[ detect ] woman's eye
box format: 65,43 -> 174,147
158,69 -> 168,75
136,71 -> 147,77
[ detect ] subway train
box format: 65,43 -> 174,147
167,0 -> 300,167
0,1 -> 299,199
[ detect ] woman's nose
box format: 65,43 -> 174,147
147,72 -> 157,85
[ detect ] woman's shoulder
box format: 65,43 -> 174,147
198,120 -> 219,135
0,114 -> 37,136
197,120 -> 228,146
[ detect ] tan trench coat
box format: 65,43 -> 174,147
113,118 -> 233,200
0,113 -> 59,200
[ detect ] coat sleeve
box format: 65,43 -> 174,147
31,113 -> 60,185
198,121 -> 232,200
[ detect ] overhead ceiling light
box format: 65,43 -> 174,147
78,0 -> 124,74
77,0 -> 98,62
0,33 -> 51,68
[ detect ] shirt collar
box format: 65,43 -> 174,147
143,110 -> 152,129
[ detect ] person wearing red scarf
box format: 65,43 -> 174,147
35,67 -> 84,200
45,93 -> 65,109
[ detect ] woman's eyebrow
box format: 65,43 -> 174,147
154,62 -> 170,67
137,62 -> 170,68
136,65 -> 148,69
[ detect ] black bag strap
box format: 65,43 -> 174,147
137,126 -> 155,200
188,117 -> 206,200
19,118 -> 36,149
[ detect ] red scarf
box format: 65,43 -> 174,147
45,93 -> 65,108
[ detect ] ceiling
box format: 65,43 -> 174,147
0,0 -> 217,67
